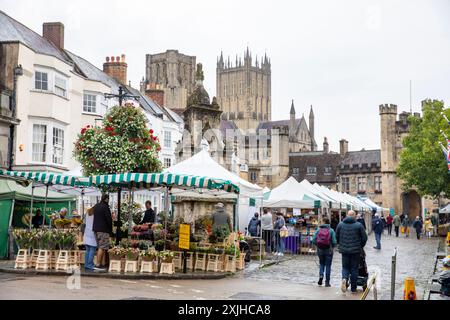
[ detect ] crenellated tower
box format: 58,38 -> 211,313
216,47 -> 271,131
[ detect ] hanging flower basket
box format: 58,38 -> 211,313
108,246 -> 125,261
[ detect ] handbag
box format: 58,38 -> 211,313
280,226 -> 289,238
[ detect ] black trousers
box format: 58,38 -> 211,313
387,224 -> 392,235
394,226 -> 399,237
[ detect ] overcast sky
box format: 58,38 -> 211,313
1,0 -> 449,152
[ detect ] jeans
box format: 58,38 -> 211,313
416,231 -> 421,240
387,224 -> 392,235
262,230 -> 273,253
318,248 -> 333,282
374,232 -> 382,249
274,232 -> 285,254
395,226 -> 399,237
342,253 -> 360,291
85,245 -> 97,270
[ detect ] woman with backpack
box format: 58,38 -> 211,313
313,216 -> 337,287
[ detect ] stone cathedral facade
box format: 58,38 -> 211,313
216,48 -> 271,131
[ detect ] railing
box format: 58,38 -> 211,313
360,272 -> 378,300
391,247 -> 397,300
259,229 -> 316,258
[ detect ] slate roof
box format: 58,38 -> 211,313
341,149 -> 381,168
0,11 -> 71,64
257,118 -> 317,147
289,152 -> 341,185
124,85 -> 164,118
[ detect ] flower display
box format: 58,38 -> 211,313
73,103 -> 163,176
158,250 -> 174,263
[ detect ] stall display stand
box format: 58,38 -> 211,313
50,250 -> 59,269
236,254 -> 245,270
79,250 -> 85,265
185,252 -> 195,271
35,250 -> 51,271
69,251 -> 79,268
56,251 -> 70,271
14,249 -> 29,269
140,260 -> 157,273
195,252 -> 207,271
160,262 -> 175,274
108,260 -> 122,273
173,251 -> 183,270
206,254 -> 223,272
125,260 -> 139,273
225,255 -> 236,273
30,249 -> 39,268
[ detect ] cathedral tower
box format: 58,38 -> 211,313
216,48 -> 271,131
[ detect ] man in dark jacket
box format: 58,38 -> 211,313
247,212 -> 261,237
372,213 -> 384,250
141,200 -> 155,224
336,210 -> 368,293
412,216 -> 423,240
92,194 -> 112,270
356,214 -> 366,230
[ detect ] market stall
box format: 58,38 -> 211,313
164,150 -> 263,232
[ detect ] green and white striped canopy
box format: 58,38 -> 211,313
0,169 -> 90,187
89,172 -> 240,194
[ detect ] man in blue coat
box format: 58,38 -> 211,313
336,210 -> 368,293
372,213 -> 384,250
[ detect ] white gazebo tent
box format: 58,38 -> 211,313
264,177 -> 323,209
300,180 -> 340,209
363,198 -> 388,213
164,150 -> 263,232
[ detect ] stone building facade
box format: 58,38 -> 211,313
143,50 -> 196,112
379,103 -> 430,219
216,48 -> 271,131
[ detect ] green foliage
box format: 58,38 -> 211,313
397,99 -> 450,198
73,103 -> 162,176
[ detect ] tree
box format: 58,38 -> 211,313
397,99 -> 450,199
73,103 -> 162,176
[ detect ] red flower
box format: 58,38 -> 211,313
149,129 -> 154,134
157,146 -> 161,151
81,128 -> 86,134
152,136 -> 157,141
105,126 -> 114,132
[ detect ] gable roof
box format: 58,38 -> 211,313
342,149 -> 381,167
289,152 -> 341,184
0,11 -> 71,64
257,117 -> 317,147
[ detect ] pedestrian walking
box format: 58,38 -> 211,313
401,215 -> 410,237
413,216 -> 423,240
273,212 -> 286,256
431,213 -> 438,237
372,213 -> 383,250
83,207 -> 97,272
212,203 -> 232,236
386,214 -> 393,235
393,213 -> 401,237
381,215 -> 387,234
261,209 -> 273,253
424,217 -> 433,238
336,210 -> 368,293
92,194 -> 113,271
330,214 -> 339,232
247,212 -> 261,237
312,216 -> 337,287
356,214 -> 366,230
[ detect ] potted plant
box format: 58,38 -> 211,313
158,250 -> 174,263
154,239 -> 165,251
108,246 -> 125,261
125,247 -> 140,261
12,229 -> 33,250
139,249 -> 158,262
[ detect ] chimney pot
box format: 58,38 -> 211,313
111,56 -> 115,62
103,53 -> 128,84
116,56 -> 120,62
106,56 -> 110,62
121,54 -> 126,62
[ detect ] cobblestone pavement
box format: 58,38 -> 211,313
242,233 -> 440,300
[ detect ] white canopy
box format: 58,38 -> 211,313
164,150 -> 264,232
264,177 -> 322,208
314,183 -> 352,209
363,198 -> 388,212
439,203 -> 450,214
300,180 -> 340,209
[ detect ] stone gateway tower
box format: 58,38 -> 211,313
143,50 -> 196,111
216,48 -> 271,131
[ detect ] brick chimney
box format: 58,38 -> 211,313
43,22 -> 64,49
103,54 -> 127,84
339,139 -> 348,156
144,82 -> 165,107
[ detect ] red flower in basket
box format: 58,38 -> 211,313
81,128 -> 86,135
105,126 -> 114,132
156,146 -> 161,152
149,129 -> 154,134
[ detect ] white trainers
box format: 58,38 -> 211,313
341,279 -> 348,293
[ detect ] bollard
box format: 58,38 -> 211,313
447,232 -> 450,246
403,277 -> 417,300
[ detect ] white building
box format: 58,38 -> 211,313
0,11 -> 183,212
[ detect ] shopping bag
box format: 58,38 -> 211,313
401,226 -> 405,234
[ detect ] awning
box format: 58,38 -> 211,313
0,169 -> 90,187
89,172 -> 240,194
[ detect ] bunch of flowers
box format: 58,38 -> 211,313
157,250 -> 174,263
139,249 -> 158,261
108,246 -> 126,260
56,230 -> 77,250
54,218 -> 72,229
12,229 -> 33,250
125,247 -> 140,261
73,103 -> 163,176
225,244 -> 240,258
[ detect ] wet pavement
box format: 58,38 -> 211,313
242,232 -> 440,299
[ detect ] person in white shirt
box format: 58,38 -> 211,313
261,209 -> 274,253
83,208 -> 97,271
